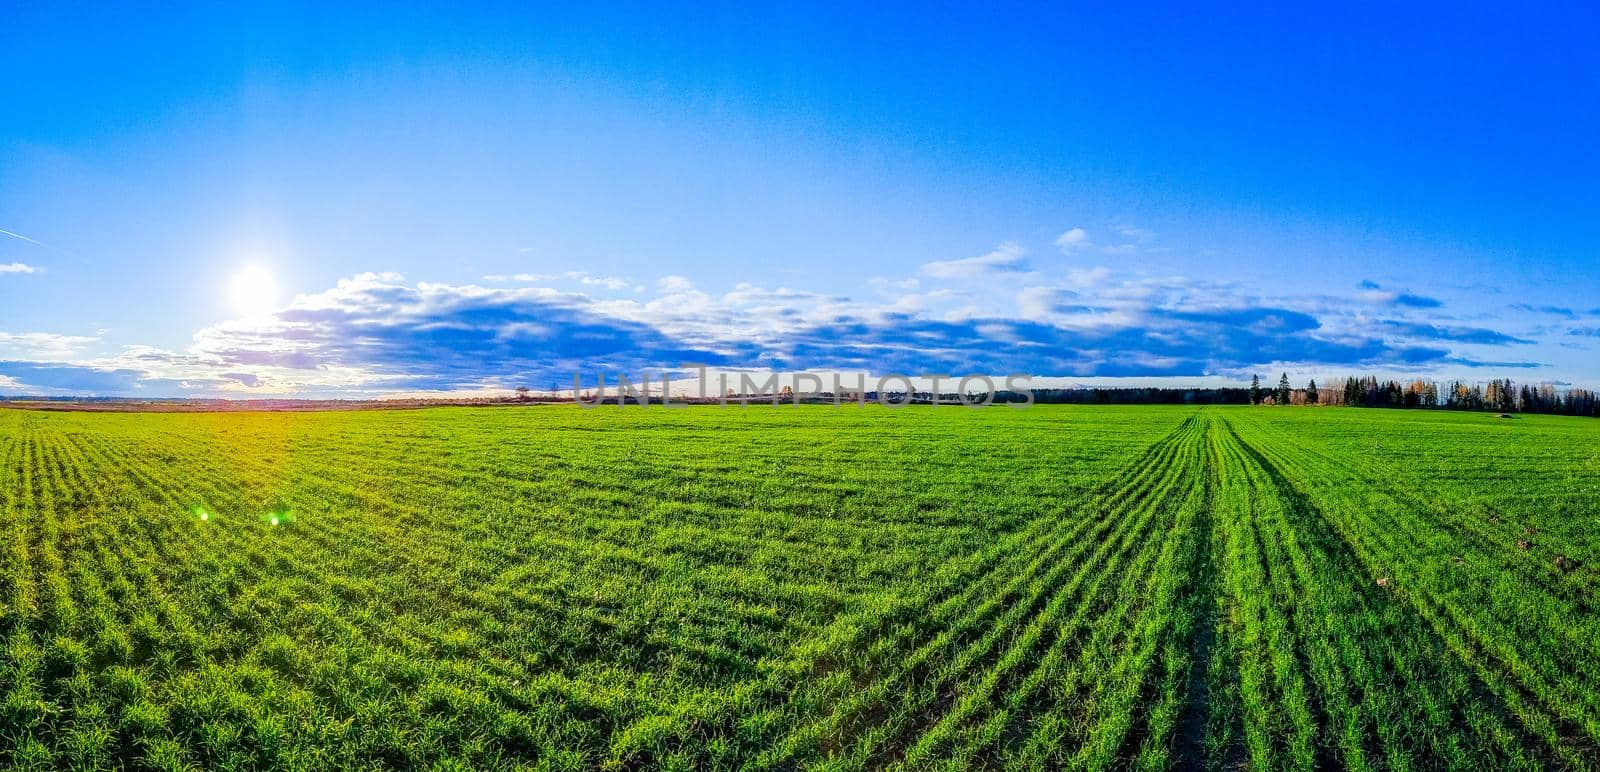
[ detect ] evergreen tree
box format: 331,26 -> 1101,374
1249,374 -> 1262,405
1306,379 -> 1319,404
1276,372 -> 1292,405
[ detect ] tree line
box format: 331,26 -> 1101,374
1002,373 -> 1600,418
1243,373 -> 1599,417
1310,375 -> 1600,417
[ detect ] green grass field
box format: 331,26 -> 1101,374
2,404 -> 1599,769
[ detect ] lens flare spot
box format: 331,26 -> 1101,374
259,509 -> 297,526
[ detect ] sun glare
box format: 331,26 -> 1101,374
228,264 -> 279,317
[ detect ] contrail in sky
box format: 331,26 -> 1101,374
0,227 -> 81,263
0,228 -> 45,246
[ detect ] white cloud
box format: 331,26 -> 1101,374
869,276 -> 920,293
1018,287 -> 1061,319
1067,266 -> 1112,287
576,274 -> 633,290
1054,228 -> 1090,251
482,273 -> 551,282
657,275 -> 695,292
920,242 -> 1028,279
1097,224 -> 1155,256
482,271 -> 636,291
890,294 -> 925,313
0,331 -> 98,358
0,262 -> 39,274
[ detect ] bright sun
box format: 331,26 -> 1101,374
227,265 -> 279,317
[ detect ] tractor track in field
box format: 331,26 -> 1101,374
1227,413 -> 1596,768
772,415 -> 1209,768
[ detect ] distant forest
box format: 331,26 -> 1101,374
1001,373 -> 1600,418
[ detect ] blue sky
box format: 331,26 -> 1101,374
3,3 -> 1599,396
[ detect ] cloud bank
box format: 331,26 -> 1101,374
0,240 -> 1557,397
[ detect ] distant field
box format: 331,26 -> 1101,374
2,405 -> 1598,769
